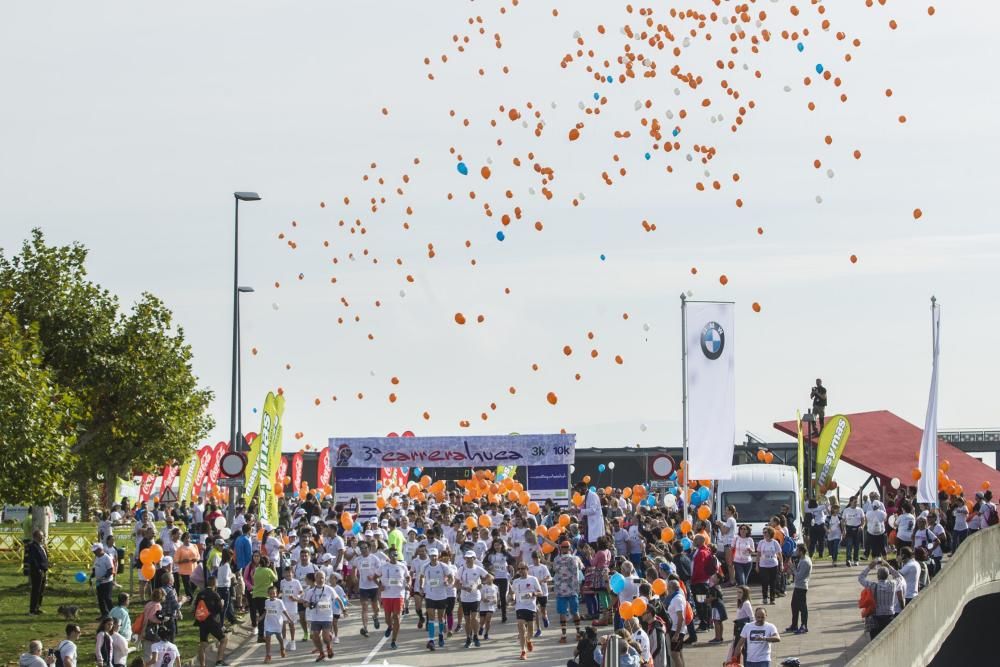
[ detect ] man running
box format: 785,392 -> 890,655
302,570 -> 337,661
351,541 -> 382,637
551,540 -> 583,643
373,547 -> 409,650
509,563 -> 542,661
457,551 -> 489,648
420,548 -> 453,651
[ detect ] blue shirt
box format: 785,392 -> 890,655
234,534 -> 253,570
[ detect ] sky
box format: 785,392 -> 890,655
1,1 -> 998,459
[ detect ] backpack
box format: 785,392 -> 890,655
195,598 -> 210,623
858,587 -> 875,618
781,537 -> 795,558
53,641 -> 70,667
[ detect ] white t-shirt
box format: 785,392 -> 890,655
632,627 -> 652,662
866,509 -> 887,535
458,563 -> 490,602
757,539 -> 781,568
264,537 -> 283,563
191,504 -> 204,525
740,622 -> 778,663
473,539 -> 489,561
613,528 -> 629,555
304,584 -> 336,622
403,540 -> 419,565
718,517 -> 738,547
618,576 -> 641,604
528,564 -> 551,598
487,552 -> 511,579
735,600 -> 753,621
480,583 -> 499,612
378,562 -> 409,599
667,594 -> 687,635
294,562 -> 316,586
148,640 -> 180,667
332,585 -> 348,615
325,535 -> 346,568
263,598 -> 286,633
280,577 -> 304,615
896,514 -> 916,541
808,505 -> 828,527
353,554 -> 383,590
423,563 -> 451,600
733,537 -> 755,564
56,640 -> 77,667
827,515 -> 843,541
842,506 -> 865,527
954,505 -> 969,531
914,525 -> 945,558
900,560 -> 920,599
510,576 -> 542,611
410,556 -> 429,593
444,563 -> 458,598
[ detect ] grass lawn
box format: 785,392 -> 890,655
0,564 -> 206,666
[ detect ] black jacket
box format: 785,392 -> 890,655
25,541 -> 48,571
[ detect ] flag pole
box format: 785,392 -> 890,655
680,292 -> 689,523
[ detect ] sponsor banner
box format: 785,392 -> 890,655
192,445 -> 216,497
815,415 -> 852,492
317,448 -> 332,488
526,464 -> 570,506
328,433 -> 575,468
245,391 -> 284,509
159,465 -> 179,499
380,467 -> 409,490
685,301 -> 736,480
138,474 -> 156,503
334,467 -> 378,519
291,452 -> 303,492
206,441 -> 228,492
258,392 -> 286,526
277,456 -> 288,489
177,452 -> 200,503
917,302 -> 942,505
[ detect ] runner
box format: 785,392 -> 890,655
293,550 -> 316,641
486,539 -> 513,623
527,550 -> 552,638
457,550 -> 489,648
262,586 -> 293,663
409,543 -> 430,628
351,541 -> 382,637
302,570 -> 336,661
509,562 -> 542,661
421,548 -> 453,650
373,547 -> 409,649
279,567 -> 302,651
734,607 -> 781,667
479,573 -> 499,640
551,540 -> 584,644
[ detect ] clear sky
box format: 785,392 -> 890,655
1,1 -> 997,456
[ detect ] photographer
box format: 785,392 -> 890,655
18,640 -> 54,667
810,379 -> 828,428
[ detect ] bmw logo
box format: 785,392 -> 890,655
700,321 -> 725,360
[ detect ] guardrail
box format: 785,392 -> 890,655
846,525 -> 1000,667
0,525 -> 134,564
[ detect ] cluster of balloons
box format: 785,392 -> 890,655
456,469 -> 528,505
756,449 -> 775,464
138,544 -> 165,580
596,462 -> 616,473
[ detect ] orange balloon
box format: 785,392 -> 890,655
466,516 -> 477,531
536,525 -> 548,538
632,484 -> 645,499
558,514 -> 571,527
756,450 -> 766,462
697,506 -> 712,521
911,468 -> 922,481
508,490 -> 519,502
148,545 -> 164,562
518,491 -> 530,505
604,486 -> 613,495
420,475 -> 431,488
541,542 -> 555,554
376,497 -> 386,510
547,526 -> 562,541
622,487 -> 633,499
660,527 -> 675,542
983,481 -> 992,491
283,476 -> 291,485
619,601 -> 635,620
141,563 -> 156,580
940,460 -> 950,473
489,483 -> 500,494
572,493 -> 584,506
680,520 -> 692,534
341,513 -> 354,531
651,578 -> 668,596
390,498 -> 399,508
479,514 -> 493,528
528,501 -> 540,514
631,598 -> 648,616
764,452 -> 774,464
513,482 -> 524,493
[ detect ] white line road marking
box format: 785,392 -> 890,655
361,633 -> 389,664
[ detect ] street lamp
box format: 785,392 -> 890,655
230,192 -> 260,517
236,286 -> 255,442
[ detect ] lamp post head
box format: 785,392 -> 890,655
237,286 -> 255,293
234,192 -> 261,202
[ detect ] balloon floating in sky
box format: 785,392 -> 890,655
496,230 -> 505,241
644,152 -> 651,160
457,162 -> 468,176
598,464 -> 606,472
797,42 -> 805,52
816,63 -> 824,74
600,254 -> 606,261
593,92 -> 600,100
271,303 -> 280,311
640,423 -> 648,432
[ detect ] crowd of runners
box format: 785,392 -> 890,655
18,472 -> 998,667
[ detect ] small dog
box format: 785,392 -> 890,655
57,605 -> 80,620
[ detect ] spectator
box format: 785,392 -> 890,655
25,529 -> 49,615
827,504 -> 844,566
842,496 -> 865,566
865,500 -> 888,559
756,527 -> 781,606
174,533 -> 199,600
732,525 -> 755,586
567,626 -> 599,667
54,624 -> 81,667
895,501 -> 916,550
897,547 -> 920,606
857,558 -> 904,639
714,506 -> 738,585
786,544 -> 812,634
806,499 -> 827,559
950,497 -> 970,554
95,617 -> 115,667
108,593 -> 131,643
234,525 -> 253,571
734,607 -> 781,667
18,640 -> 53,667
92,543 -> 116,618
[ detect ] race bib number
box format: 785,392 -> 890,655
388,578 -> 401,587
317,600 -> 331,610
429,578 -> 441,588
521,592 -> 533,601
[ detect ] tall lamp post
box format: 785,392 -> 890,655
231,192 -> 260,518
237,285 -> 255,442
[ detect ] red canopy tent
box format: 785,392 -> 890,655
773,410 -> 1000,495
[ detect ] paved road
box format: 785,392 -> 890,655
225,562 -> 874,667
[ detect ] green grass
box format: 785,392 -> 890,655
0,564 -> 203,666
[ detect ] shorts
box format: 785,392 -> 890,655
297,602 -> 306,613
479,609 -> 495,618
536,595 -> 548,609
310,621 -> 333,632
461,601 -> 480,614
359,588 -> 378,601
382,597 -> 403,615
199,620 -> 225,643
557,596 -> 580,617
265,630 -> 283,639
516,609 -> 536,622
670,636 -> 685,653
425,598 -> 448,610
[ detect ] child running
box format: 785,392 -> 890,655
263,586 -> 294,663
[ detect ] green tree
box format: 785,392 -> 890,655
0,311 -> 78,505
0,229 -> 214,512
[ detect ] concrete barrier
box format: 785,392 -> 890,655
847,525 -> 1000,667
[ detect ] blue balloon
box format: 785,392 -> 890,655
413,467 -> 421,476
672,128 -> 680,137
644,152 -> 651,160
496,230 -> 505,242
681,537 -> 692,550
606,75 -> 613,83
589,486 -> 597,493
252,407 -> 257,414
600,254 -> 606,261
598,464 -> 606,473
797,42 -> 805,52
609,573 -> 626,594
816,63 -> 824,74
593,92 -> 600,100
668,471 -> 677,480
74,571 -> 87,583
457,162 -> 469,175
352,522 -> 362,535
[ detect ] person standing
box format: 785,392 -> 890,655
810,379 -> 827,429
805,500 -> 827,559
951,497 -> 969,554
665,579 -> 688,667
786,545 -> 812,634
897,547 -> 920,606
857,558 -> 905,638
756,528 -> 781,606
715,506 -> 738,585
690,535 -> 714,631
732,525 -> 755,586
865,500 -> 888,559
174,533 -> 199,601
54,624 -> 81,667
734,607 -> 781,667
895,502 -> 916,550
826,505 -> 844,566
92,543 -> 116,619
25,530 -> 49,615
842,497 -> 865,566
551,540 -> 584,643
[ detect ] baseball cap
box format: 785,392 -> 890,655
318,553 -> 333,563
427,548 -> 439,556
463,551 -> 476,559
215,538 -> 225,545
160,556 -> 173,568
91,543 -> 104,553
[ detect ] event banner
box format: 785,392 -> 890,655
176,451 -> 200,503
245,392 -> 283,504
328,433 -> 575,468
526,464 -> 570,506
815,414 -> 852,491
317,447 -> 332,488
496,464 -> 518,481
192,445 -> 215,497
159,464 -> 179,498
250,391 -> 285,526
380,467 -> 409,490
206,441 -> 228,492
335,467 -> 378,519
276,456 -> 288,489
684,301 -> 736,480
291,452 -> 303,492
138,473 -> 155,503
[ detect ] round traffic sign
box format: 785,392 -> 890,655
219,452 -> 247,477
650,454 -> 675,479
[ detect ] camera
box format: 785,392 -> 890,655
308,602 -> 318,610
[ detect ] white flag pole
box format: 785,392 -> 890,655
917,297 -> 941,505
680,293 -> 689,523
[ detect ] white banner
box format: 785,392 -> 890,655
686,301 -> 736,480
917,301 -> 941,504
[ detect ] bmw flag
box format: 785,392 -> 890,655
685,301 -> 736,480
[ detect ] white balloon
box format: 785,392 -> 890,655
643,323 -> 651,332
608,462 -> 616,470
219,527 -> 232,539
640,423 -> 648,432
783,85 -> 792,92
664,494 -> 677,509
815,195 -> 823,204
570,465 -> 576,474
399,290 -> 406,298
271,302 -> 280,311
890,477 -> 901,489
213,516 -> 226,529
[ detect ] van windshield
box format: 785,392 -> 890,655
721,491 -> 796,524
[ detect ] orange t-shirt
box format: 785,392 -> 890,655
175,544 -> 200,576
773,528 -> 785,545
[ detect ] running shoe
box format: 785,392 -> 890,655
427,640 -> 435,651
559,636 -> 568,644
465,638 -> 472,649
384,628 -> 392,638
473,637 -> 480,647
438,635 -> 445,648
795,627 -> 809,634
390,641 -> 397,649
520,651 -> 526,661
373,617 -> 380,629
534,629 -> 542,638
360,628 -> 368,637
333,637 -> 339,644
527,639 -> 534,652
543,617 -> 549,628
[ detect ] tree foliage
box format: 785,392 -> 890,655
0,229 -> 214,504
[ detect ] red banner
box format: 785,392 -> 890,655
138,474 -> 156,503
206,441 -> 228,491
380,467 -> 409,490
317,448 -> 332,488
292,452 -> 303,491
277,456 -> 289,488
159,465 -> 179,498
192,445 -> 216,497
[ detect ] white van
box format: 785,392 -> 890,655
714,464 -> 802,541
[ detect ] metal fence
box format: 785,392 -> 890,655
0,524 -> 133,565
